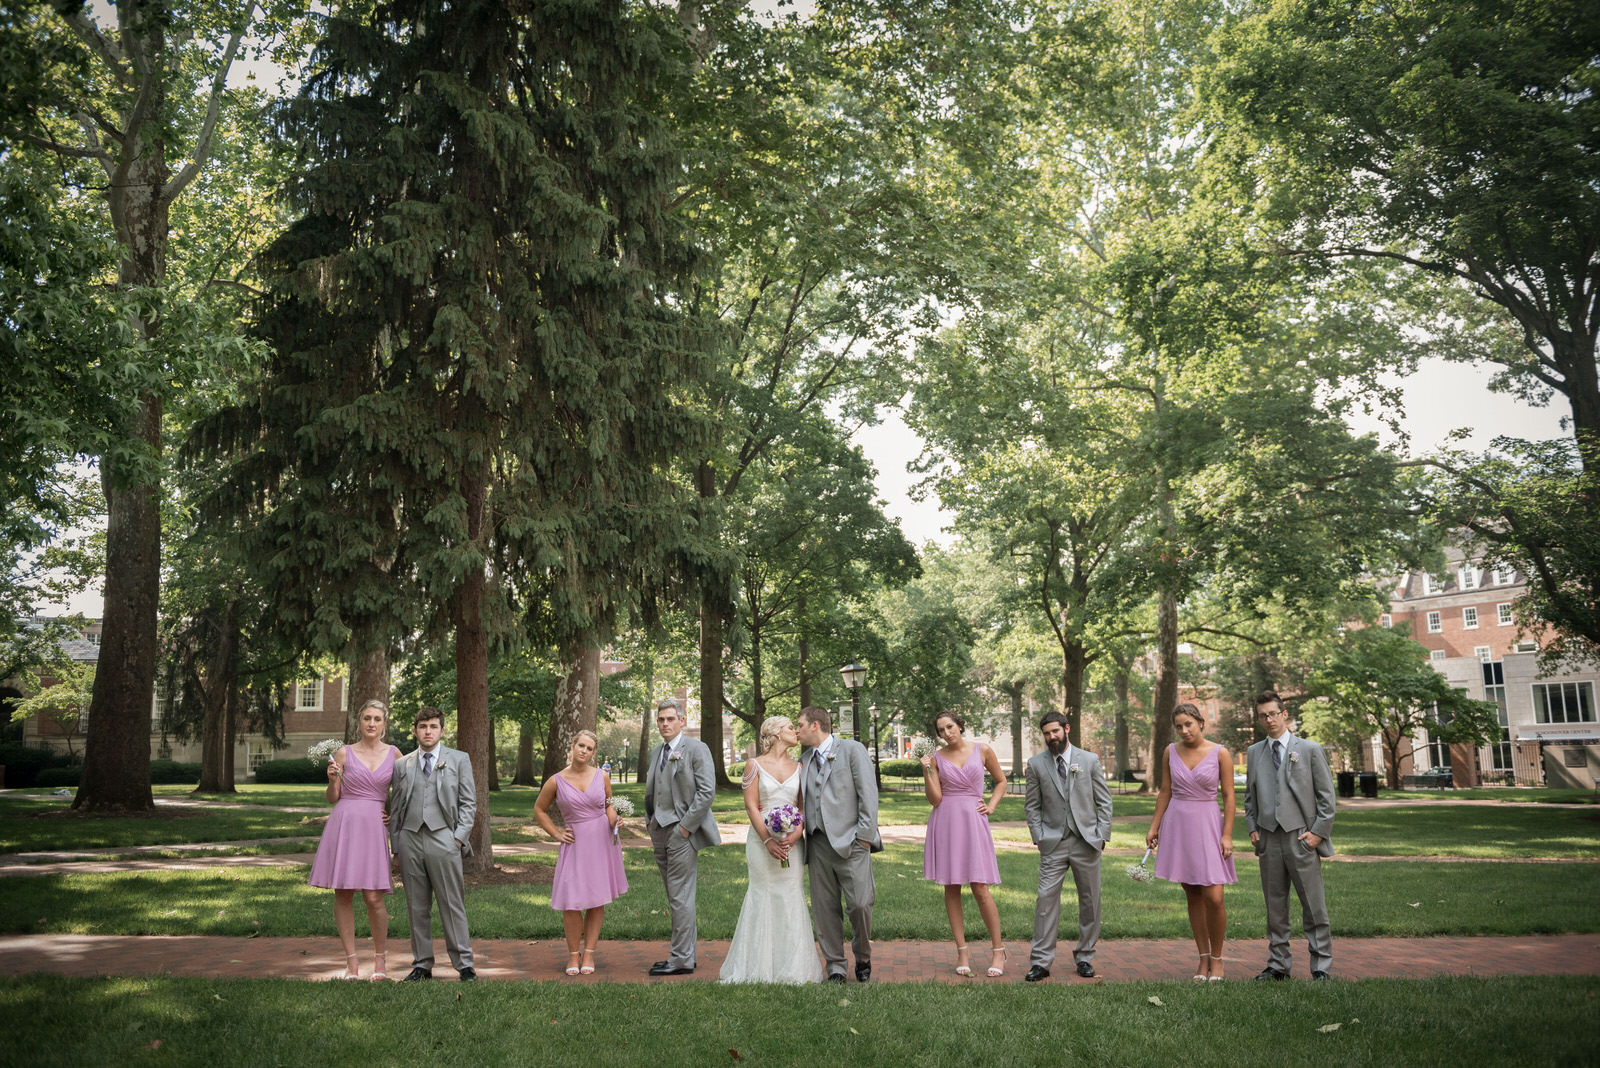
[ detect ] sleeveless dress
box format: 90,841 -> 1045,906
922,744 -> 1001,886
550,771 -> 629,911
308,745 -> 396,892
719,764 -> 824,984
1154,744 -> 1238,886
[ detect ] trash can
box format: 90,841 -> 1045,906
1337,770 -> 1355,798
1358,772 -> 1378,798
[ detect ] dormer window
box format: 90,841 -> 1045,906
1458,567 -> 1480,591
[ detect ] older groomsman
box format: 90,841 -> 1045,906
389,706 -> 477,981
644,698 -> 720,976
1024,711 -> 1113,982
1244,690 -> 1336,980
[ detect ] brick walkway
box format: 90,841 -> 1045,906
3,933 -> 1596,984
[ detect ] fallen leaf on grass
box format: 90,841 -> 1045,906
849,1028 -> 859,1035
730,1051 -> 744,1062
1317,1023 -> 1340,1033
143,1040 -> 161,1051
1146,996 -> 1164,1007
212,995 -> 225,1002
1407,902 -> 1421,907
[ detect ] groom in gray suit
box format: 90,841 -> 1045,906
644,698 -> 720,975
389,706 -> 477,981
797,704 -> 881,983
1024,710 -> 1113,982
1244,690 -> 1335,980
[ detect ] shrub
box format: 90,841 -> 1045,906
149,760 -> 202,785
34,766 -> 82,788
252,757 -> 327,784
727,762 -> 744,781
0,743 -> 70,788
878,758 -> 924,779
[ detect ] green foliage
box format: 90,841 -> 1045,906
0,743 -> 71,788
250,758 -> 326,785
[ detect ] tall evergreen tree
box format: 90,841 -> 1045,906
205,0 -> 707,868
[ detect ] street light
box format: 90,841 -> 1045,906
839,661 -> 866,745
621,739 -> 630,784
868,703 -> 881,789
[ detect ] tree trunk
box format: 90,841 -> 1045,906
196,597 -> 240,793
452,467 -> 493,874
346,644 -> 390,741
1113,666 -> 1131,783
1008,682 -> 1025,778
1058,642 -> 1088,747
544,641 -> 599,780
512,724 -> 537,786
636,660 -> 654,782
1146,585 -> 1179,794
487,723 -> 499,792
223,682 -> 237,786
797,594 -> 812,708
699,589 -> 733,787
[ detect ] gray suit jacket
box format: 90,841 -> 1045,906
800,736 -> 882,856
388,744 -> 478,856
644,735 -> 722,851
1024,745 -> 1113,850
1244,734 -> 1335,856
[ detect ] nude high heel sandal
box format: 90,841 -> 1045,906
954,944 -> 973,977
1193,952 -> 1210,982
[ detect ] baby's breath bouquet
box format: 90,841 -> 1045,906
607,796 -> 635,839
1126,848 -> 1154,884
307,738 -> 344,767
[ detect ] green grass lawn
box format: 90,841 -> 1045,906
3,975 -> 1596,1067
0,796 -> 327,853
4,845 -> 1594,941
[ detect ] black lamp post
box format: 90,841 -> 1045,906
839,661 -> 866,744
868,703 -> 881,788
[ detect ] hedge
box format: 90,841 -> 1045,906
34,766 -> 81,788
149,760 -> 202,784
878,758 -> 925,778
0,743 -> 71,788
253,757 -> 328,784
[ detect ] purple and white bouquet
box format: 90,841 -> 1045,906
607,796 -> 635,840
763,804 -> 804,867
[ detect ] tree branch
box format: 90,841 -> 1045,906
165,22 -> 248,199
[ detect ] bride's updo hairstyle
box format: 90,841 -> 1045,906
759,715 -> 794,754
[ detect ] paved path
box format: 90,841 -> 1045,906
2,933 -> 1595,985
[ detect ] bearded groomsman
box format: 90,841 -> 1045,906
644,698 -> 720,975
1244,690 -> 1335,980
1024,711 -> 1113,982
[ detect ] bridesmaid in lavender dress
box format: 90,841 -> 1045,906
1145,702 -> 1238,981
921,711 -> 1009,978
308,700 -> 400,981
534,730 -> 628,976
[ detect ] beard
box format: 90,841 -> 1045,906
1044,735 -> 1069,756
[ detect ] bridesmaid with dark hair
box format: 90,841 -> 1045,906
1145,702 -> 1237,980
921,711 -> 1009,977
535,730 -> 628,976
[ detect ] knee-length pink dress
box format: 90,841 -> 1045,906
922,744 -> 1001,886
308,745 -> 396,892
549,771 -> 629,911
1154,744 -> 1237,886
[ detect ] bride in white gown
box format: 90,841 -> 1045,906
719,716 -> 824,984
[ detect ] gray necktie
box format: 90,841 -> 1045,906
659,744 -> 670,770
423,751 -> 434,778
1271,740 -> 1283,770
1056,754 -> 1068,783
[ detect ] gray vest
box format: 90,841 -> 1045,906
406,751 -> 446,832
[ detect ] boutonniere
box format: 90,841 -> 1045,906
1069,763 -> 1081,774
826,752 -> 837,763
1288,751 -> 1300,765
668,750 -> 684,763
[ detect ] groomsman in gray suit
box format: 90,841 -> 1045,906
797,705 -> 881,983
1244,690 -> 1335,980
644,698 -> 720,976
1024,710 -> 1113,982
389,706 -> 477,981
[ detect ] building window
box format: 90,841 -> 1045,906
1423,735 -> 1450,770
1483,661 -> 1511,773
296,678 -> 323,711
84,632 -> 100,645
1458,567 -> 1480,591
1532,682 -> 1596,724
1491,566 -> 1515,586
1513,639 -> 1539,653
1422,573 -> 1442,596
152,679 -> 173,731
248,748 -> 270,772
1426,611 -> 1442,633
1497,603 -> 1513,626
1430,649 -> 1447,661
1463,606 -> 1479,629
1473,645 -> 1492,660
1380,613 -> 1393,628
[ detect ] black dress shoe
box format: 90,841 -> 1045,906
1255,967 -> 1288,981
1075,961 -> 1096,978
1024,965 -> 1050,982
855,963 -> 871,983
651,960 -> 670,969
648,963 -> 694,976
1311,970 -> 1331,981
458,967 -> 477,982
826,973 -> 847,984
401,967 -> 432,982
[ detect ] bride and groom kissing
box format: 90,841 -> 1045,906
643,700 -> 880,984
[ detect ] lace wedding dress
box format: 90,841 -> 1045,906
718,763 -> 824,984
